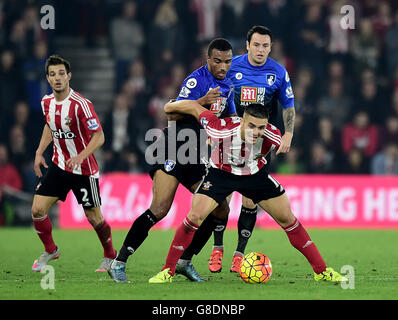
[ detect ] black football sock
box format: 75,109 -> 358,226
213,216 -> 228,248
236,206 -> 257,254
116,209 -> 159,262
180,214 -> 218,261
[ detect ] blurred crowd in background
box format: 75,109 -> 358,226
1,0 -> 398,206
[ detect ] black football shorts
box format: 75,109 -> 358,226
148,124 -> 208,191
35,162 -> 101,209
196,166 -> 285,205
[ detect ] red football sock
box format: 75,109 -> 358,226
94,220 -> 117,259
284,219 -> 327,274
33,215 -> 57,254
163,217 -> 199,275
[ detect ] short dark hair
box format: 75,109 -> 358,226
207,38 -> 233,56
45,55 -> 71,75
247,25 -> 273,43
244,103 -> 269,119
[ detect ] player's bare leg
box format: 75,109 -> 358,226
109,170 -> 179,282
31,195 -> 60,272
84,206 -> 117,271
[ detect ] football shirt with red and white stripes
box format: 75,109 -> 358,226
199,110 -> 281,176
41,88 -> 102,176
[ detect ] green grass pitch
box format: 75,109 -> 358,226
1,228 -> 398,300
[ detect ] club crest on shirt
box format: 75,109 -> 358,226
202,181 -> 212,191
65,116 -> 72,126
266,73 -> 276,86
164,159 -> 176,172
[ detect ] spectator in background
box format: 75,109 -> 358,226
8,19 -> 28,62
22,5 -> 45,57
295,3 -> 326,83
371,1 -> 393,40
276,146 -> 306,174
124,59 -> 147,99
148,0 -> 183,81
306,141 -> 334,174
23,40 -> 51,116
0,50 -> 25,128
0,143 -> 23,194
190,0 -> 222,42
219,0 -> 246,48
355,76 -> 386,124
342,111 -> 379,159
385,10 -> 398,79
9,101 -> 42,151
371,143 -> 398,175
269,38 -> 295,75
0,10 -> 6,48
0,143 -> 23,225
342,148 -> 369,174
327,0 -> 350,61
380,115 -> 398,147
317,80 -> 351,130
327,59 -> 352,94
316,117 -> 342,164
110,0 -> 144,92
293,66 -> 317,103
102,93 -> 142,173
351,18 -> 380,76
148,84 -> 175,130
7,124 -> 35,191
391,89 -> 398,117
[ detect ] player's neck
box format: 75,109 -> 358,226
53,87 -> 71,102
247,54 -> 267,67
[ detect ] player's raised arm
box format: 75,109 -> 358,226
164,99 -> 207,120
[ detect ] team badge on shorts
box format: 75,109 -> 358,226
266,73 -> 276,86
164,160 -> 176,172
202,181 -> 212,191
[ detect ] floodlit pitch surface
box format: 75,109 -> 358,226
1,228 -> 397,300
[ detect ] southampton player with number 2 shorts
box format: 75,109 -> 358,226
31,55 -> 117,273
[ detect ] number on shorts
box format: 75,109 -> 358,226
80,188 -> 89,202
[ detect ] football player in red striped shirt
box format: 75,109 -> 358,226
148,100 -> 347,283
31,55 -> 117,272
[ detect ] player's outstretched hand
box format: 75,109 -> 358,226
198,86 -> 221,106
34,153 -> 48,177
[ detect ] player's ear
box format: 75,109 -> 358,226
246,40 -> 249,51
67,72 -> 72,80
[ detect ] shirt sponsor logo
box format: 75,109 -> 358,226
52,129 -> 76,139
87,118 -> 99,130
241,87 -> 258,102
